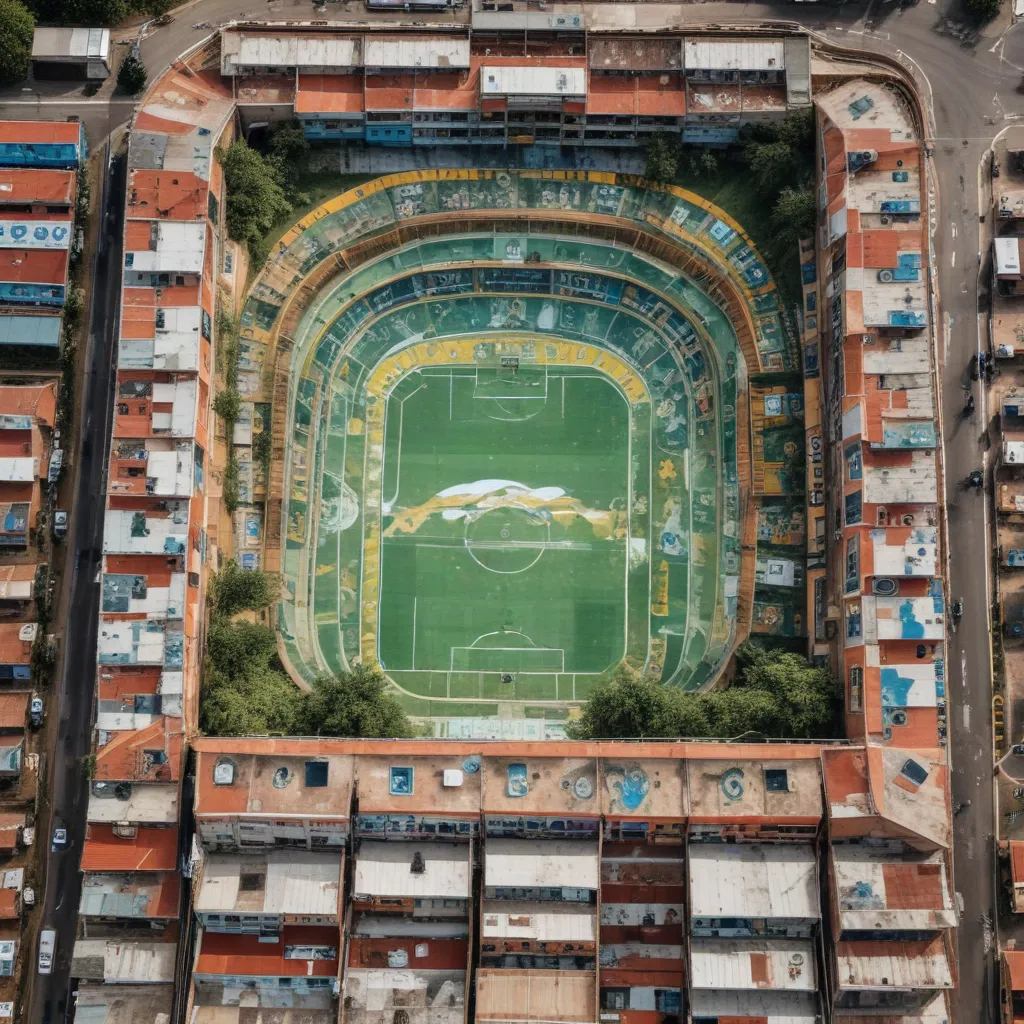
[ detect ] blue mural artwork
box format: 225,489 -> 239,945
507,763 -> 528,798
898,600 -> 925,639
720,767 -> 744,799
614,767 -> 650,810
462,755 -> 481,774
880,667 -> 915,707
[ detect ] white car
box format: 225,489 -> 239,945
21,826 -> 33,848
51,828 -> 67,848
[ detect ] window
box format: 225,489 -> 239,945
389,766 -> 413,795
849,667 -> 863,713
201,309 -> 211,341
764,769 -> 790,793
305,761 -> 328,788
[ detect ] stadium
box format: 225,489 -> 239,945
235,169 -> 795,724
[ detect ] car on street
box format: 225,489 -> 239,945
29,696 -> 43,729
1013,743 -> 1024,756
51,828 -> 66,848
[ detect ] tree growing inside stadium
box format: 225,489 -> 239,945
568,645 -> 839,740
644,135 -> 679,185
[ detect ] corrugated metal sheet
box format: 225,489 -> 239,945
484,838 -> 599,889
481,901 -> 596,942
196,850 -> 342,916
32,28 -> 109,61
588,38 -> 682,71
475,969 -> 595,1023
354,840 -> 470,899
225,32 -> 361,70
683,39 -> 786,72
835,938 -> 953,990
689,844 -> 820,920
363,37 -> 470,69
833,845 -> 955,931
690,939 -> 817,992
689,989 -> 819,1023
480,66 -> 586,97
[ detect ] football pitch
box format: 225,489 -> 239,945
376,366 -> 632,699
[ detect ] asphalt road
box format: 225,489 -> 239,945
25,149 -> 125,1024
0,1 -> 1018,1020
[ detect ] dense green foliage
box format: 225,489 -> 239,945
210,561 -> 279,619
217,140 -> 292,265
0,0 -> 33,86
567,644 -> 840,740
964,0 -> 999,18
297,667 -> 412,739
200,563 -> 411,738
25,0 -> 167,25
117,49 -> 146,94
644,135 -> 679,185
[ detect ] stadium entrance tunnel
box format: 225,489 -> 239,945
233,171 -> 797,725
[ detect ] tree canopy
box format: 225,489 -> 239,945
117,48 -> 147,94
644,135 -> 679,185
0,0 -> 34,87
200,562 -> 411,738
25,0 -> 168,25
217,139 -> 292,265
567,645 -> 840,740
210,560 -> 279,618
297,666 -> 413,739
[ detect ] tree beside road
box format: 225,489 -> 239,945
0,0 -> 34,86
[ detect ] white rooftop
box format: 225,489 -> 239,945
32,27 -> 109,60
196,851 -> 342,917
835,939 -> 953,991
71,938 -> 175,984
869,527 -> 938,577
354,841 -> 471,900
480,66 -> 586,97
689,990 -> 820,1024
689,844 -> 820,921
484,838 -> 599,890
862,450 -> 938,505
684,38 -> 786,71
222,31 -> 361,72
481,901 -> 596,942
0,458 -> 35,483
97,620 -> 170,666
119,306 -> 203,372
691,939 -> 817,993
102,507 -> 189,556
996,236 -> 1022,277
88,782 -> 180,825
364,37 -> 470,69
127,222 -> 204,275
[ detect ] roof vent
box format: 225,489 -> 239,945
213,759 -> 235,786
443,769 -> 464,787
411,851 -> 425,874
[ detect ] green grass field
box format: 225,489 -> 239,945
375,366 -> 631,692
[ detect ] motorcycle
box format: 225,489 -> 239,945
968,469 -> 983,489
951,600 -> 963,626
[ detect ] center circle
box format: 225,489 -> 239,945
464,506 -> 550,574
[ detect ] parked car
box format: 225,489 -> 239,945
1013,743 -> 1024,756
29,696 -> 43,729
51,828 -> 66,848
21,826 -> 34,848
22,887 -> 35,909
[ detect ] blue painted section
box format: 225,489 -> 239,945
880,667 -> 916,707
0,136 -> 82,169
365,124 -> 413,146
300,119 -> 364,142
879,199 -> 921,214
683,126 -> 739,144
888,310 -> 927,328
878,420 -> 937,449
0,282 -> 65,307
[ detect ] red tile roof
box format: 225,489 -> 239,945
0,121 -> 80,146
0,693 -> 27,730
0,248 -> 68,286
0,623 -> 31,666
81,824 -> 179,872
0,382 -> 56,426
0,170 -> 75,206
196,928 -> 340,978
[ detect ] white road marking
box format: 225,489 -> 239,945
952,223 -> 958,239
963,704 -> 971,731
962,650 -> 967,686
951,250 -> 956,268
